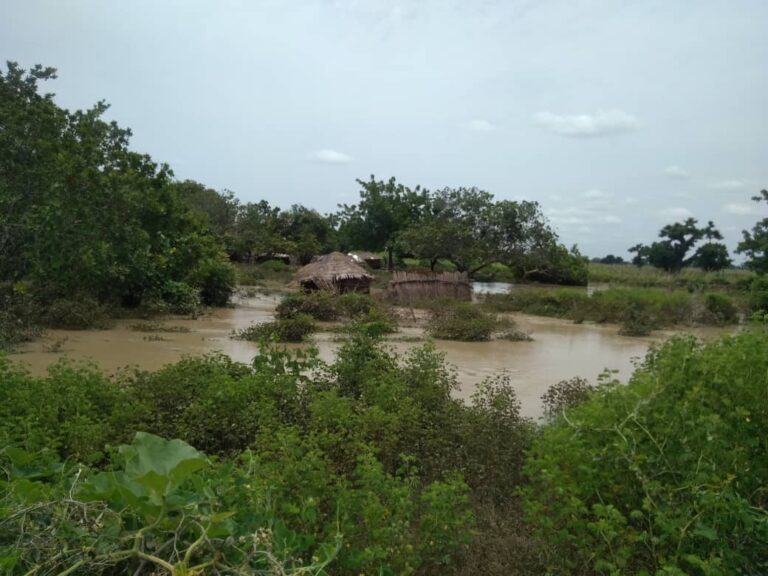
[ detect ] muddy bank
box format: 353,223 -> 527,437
8,293 -> 728,419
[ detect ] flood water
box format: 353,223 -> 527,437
7,292 -> 727,419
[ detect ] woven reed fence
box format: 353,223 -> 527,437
388,269 -> 472,302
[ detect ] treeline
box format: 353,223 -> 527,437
180,176 -> 589,285
625,202 -> 768,274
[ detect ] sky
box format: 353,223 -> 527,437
1,0 -> 766,258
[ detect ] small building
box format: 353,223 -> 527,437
293,252 -> 374,294
388,269 -> 471,302
348,251 -> 384,270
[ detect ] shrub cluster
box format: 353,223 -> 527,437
426,301 -> 502,341
2,328 -> 766,574
233,314 -> 316,342
524,331 -> 768,574
0,336 -> 537,574
484,286 -> 743,332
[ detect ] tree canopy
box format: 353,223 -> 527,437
629,218 -> 730,272
736,189 -> 768,274
0,62 -> 234,307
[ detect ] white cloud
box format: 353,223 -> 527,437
466,119 -> 496,133
625,196 -> 638,205
723,203 -> 756,215
583,189 -> 613,200
658,207 -> 692,219
309,149 -> 353,164
534,109 -> 639,137
546,206 -> 622,227
709,179 -> 745,190
664,165 -> 689,179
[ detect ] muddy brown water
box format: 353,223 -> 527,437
7,292 -> 729,419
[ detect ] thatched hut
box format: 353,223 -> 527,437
294,252 -> 374,293
388,269 -> 471,302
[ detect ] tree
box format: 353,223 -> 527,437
629,218 -> 724,273
736,189 -> 768,274
0,61 -> 233,307
277,205 -> 338,265
691,242 -> 732,272
399,187 -> 586,284
337,176 -> 429,267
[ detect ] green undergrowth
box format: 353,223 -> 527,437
426,300 -> 528,342
1,329 -> 767,574
523,330 -> 768,574
233,314 -> 316,343
0,336 -> 537,574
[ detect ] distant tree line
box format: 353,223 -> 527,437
626,200 -> 768,274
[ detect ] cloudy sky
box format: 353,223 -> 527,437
2,0 -> 766,257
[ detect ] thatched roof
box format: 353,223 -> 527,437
294,252 -> 374,288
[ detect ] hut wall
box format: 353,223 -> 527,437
388,270 -> 471,302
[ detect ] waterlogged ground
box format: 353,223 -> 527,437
8,290 -> 729,419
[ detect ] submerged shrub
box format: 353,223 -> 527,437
43,296 -> 112,329
277,291 -> 339,321
189,257 -> 236,306
427,302 -> 498,341
146,280 -> 201,314
524,332 -> 768,575
0,285 -> 43,349
540,376 -> 595,419
234,314 -> 315,342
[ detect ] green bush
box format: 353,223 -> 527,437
702,292 -> 739,324
523,332 -> 768,574
750,276 -> 768,314
189,257 -> 236,306
43,296 -> 113,329
145,280 -> 201,315
0,285 -> 43,349
427,301 -> 498,341
234,314 -> 315,342
276,291 -> 339,321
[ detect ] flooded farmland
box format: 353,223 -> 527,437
7,291 -> 728,419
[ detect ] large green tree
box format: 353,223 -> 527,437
736,189 -> 768,274
629,218 -> 727,272
398,187 -> 586,283
0,62 -> 233,306
337,176 -> 429,265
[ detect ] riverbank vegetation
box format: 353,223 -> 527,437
2,328 -> 766,574
483,286 -> 744,335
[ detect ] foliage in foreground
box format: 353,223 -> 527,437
524,331 -> 768,575
3,329 -> 767,574
0,335 -> 536,574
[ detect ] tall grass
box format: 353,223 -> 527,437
588,263 -> 754,290
483,286 -> 742,331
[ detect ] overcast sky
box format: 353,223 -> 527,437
2,0 -> 766,257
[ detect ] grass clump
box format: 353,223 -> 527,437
233,314 -> 315,342
277,291 -> 340,321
